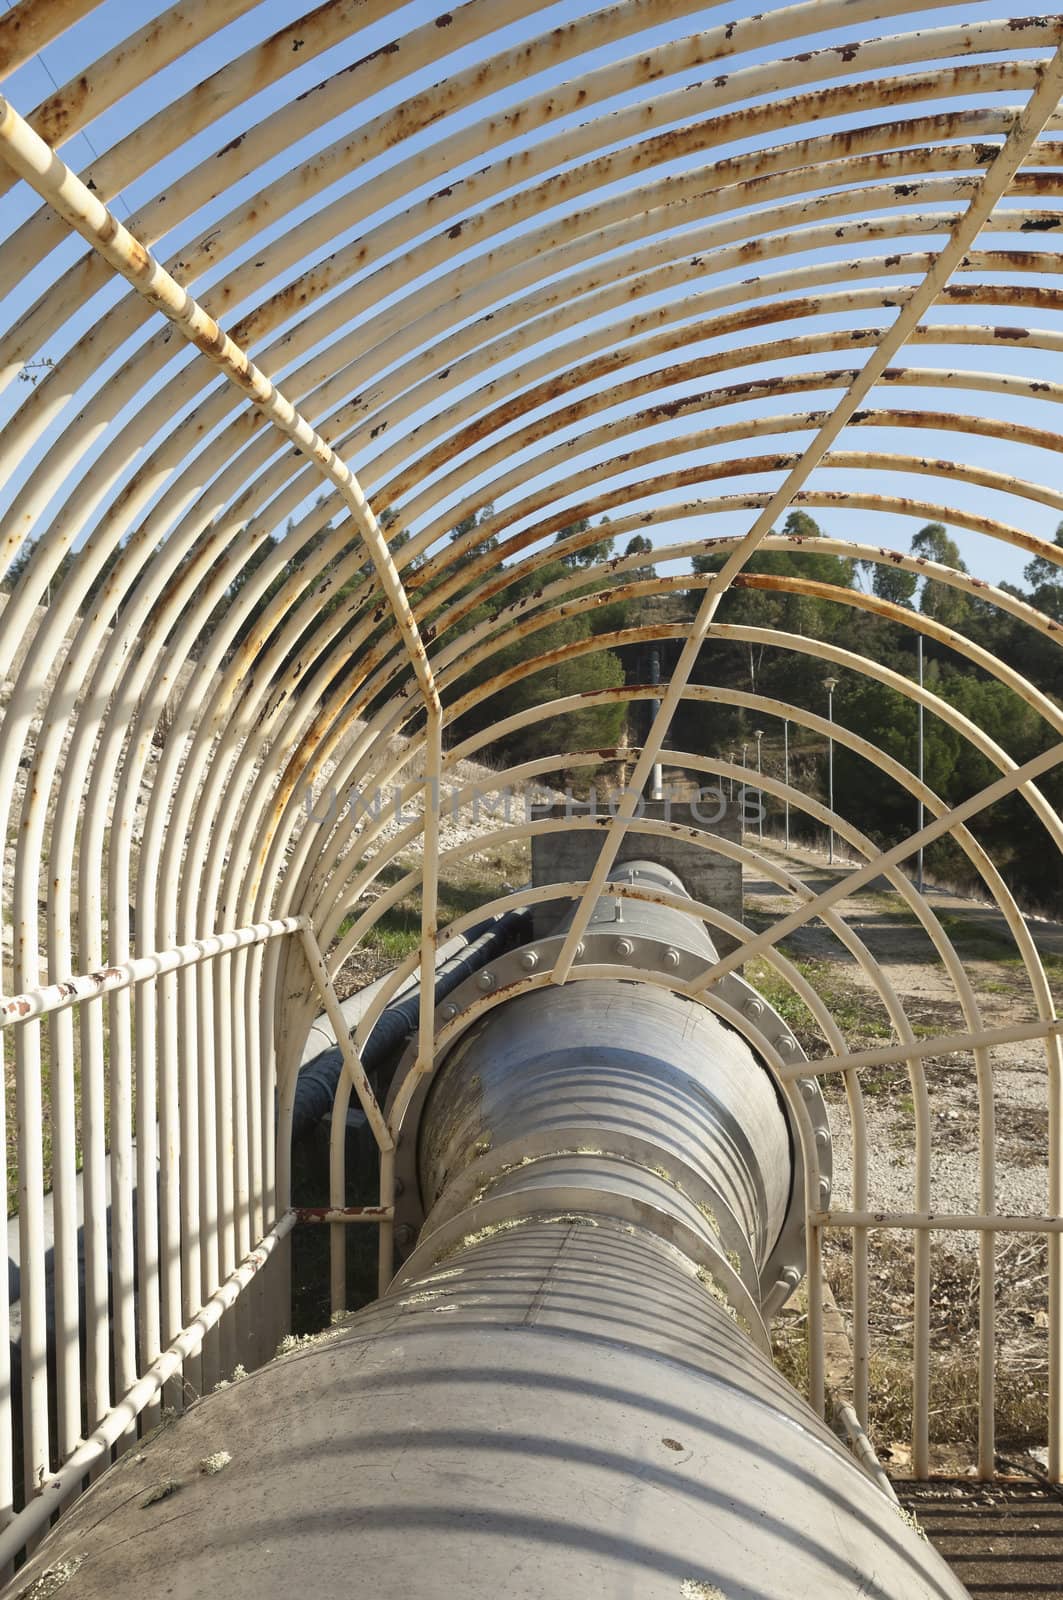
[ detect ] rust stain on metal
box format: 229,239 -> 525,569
294,1206 -> 392,1223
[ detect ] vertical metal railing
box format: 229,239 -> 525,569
0,918 -> 306,1560
0,902 -> 419,1560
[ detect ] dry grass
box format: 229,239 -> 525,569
336,837 -> 530,970
822,1231 -> 1049,1458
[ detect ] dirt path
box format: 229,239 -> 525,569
748,836 -> 1061,1223
749,837 -> 1062,1475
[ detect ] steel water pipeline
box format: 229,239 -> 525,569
289,905 -> 533,1144
5,864 -> 969,1599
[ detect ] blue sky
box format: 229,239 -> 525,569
0,0 -> 1060,595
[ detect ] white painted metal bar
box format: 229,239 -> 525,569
193,960 -> 221,1394
78,998 -> 111,1444
378,1149 -> 397,1301
820,1212 -> 1063,1234
212,956 -> 238,1379
0,1214 -> 297,1569
0,1026 -> 11,1532
175,964 -> 203,1400
238,943 -> 264,1250
0,917 -> 307,1025
376,704 -> 443,1300
0,91 -> 440,715
134,979 -> 163,1434
108,982 -> 138,1444
46,1004 -> 80,1466
417,708 -> 443,1084
0,0 -> 98,79
298,926 -> 393,1156
549,44 -> 1063,984
155,966 -> 182,1409
836,1402 -> 900,1504
781,1020 -> 1063,1080
14,1021 -> 48,1504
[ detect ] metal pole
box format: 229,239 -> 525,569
828,691 -> 834,866
784,719 -> 790,850
648,647 -> 664,802
917,634 -> 925,895
755,729 -> 764,842
825,680 -> 838,866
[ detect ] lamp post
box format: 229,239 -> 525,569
741,743 -> 748,833
916,636 -> 925,895
648,646 -> 664,803
783,719 -> 790,851
754,729 -> 764,842
824,677 -> 840,866
728,750 -> 736,802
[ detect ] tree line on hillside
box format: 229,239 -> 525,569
5,498 -> 1060,908
678,511 -> 1063,910
435,509 -> 650,764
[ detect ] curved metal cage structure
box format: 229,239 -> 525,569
0,0 -> 1062,1563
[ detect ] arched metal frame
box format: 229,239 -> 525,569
0,0 -> 1061,1561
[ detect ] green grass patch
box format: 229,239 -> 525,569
341,839 -> 531,960
745,951 -> 893,1054
932,911 -> 1063,977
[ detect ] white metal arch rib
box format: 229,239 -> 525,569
0,0 -> 1062,1539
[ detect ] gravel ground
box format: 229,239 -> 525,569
897,1478 -> 1063,1600
748,837 -> 1062,1235
751,835 -> 1062,1473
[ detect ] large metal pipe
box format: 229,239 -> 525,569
412,865 -> 793,1312
8,862 -> 968,1598
291,907 -> 533,1144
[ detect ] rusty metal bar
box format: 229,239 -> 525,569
0,918 -> 307,1026
820,1212 -> 1063,1234
0,0 -> 97,78
550,42 -> 1063,988
0,91 -> 440,715
294,1207 -> 394,1225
